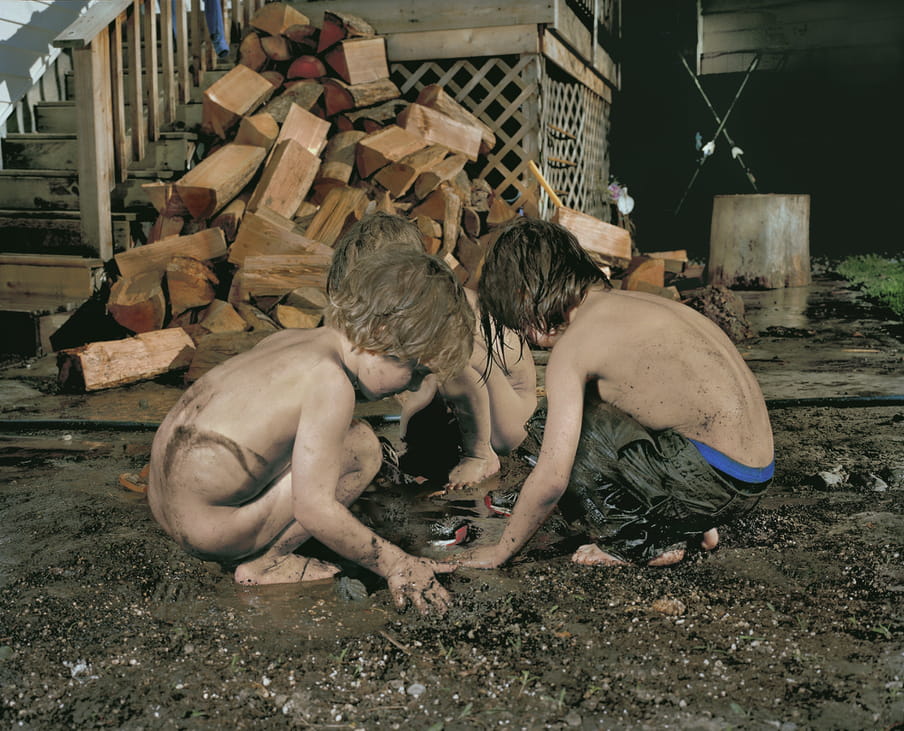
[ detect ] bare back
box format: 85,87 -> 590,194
550,287 -> 773,467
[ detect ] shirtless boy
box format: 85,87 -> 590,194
147,249 -> 473,614
328,212 -> 537,489
457,217 -> 774,569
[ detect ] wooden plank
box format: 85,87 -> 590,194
72,29 -> 114,260
160,0 -> 177,124
144,0 -> 160,141
541,29 -> 613,102
1,134 -> 194,172
385,25 -> 539,61
114,227 -> 228,278
175,0 -> 190,104
53,0 -> 133,49
550,0 -> 619,88
128,1 -> 146,161
0,254 -> 102,299
110,15 -> 128,183
229,209 -> 333,266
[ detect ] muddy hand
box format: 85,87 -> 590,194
387,557 -> 457,615
451,544 -> 506,569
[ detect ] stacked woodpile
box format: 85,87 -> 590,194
56,2 -> 691,392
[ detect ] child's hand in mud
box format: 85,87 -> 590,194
451,544 -> 507,569
386,557 -> 456,615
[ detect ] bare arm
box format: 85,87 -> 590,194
457,353 -> 587,567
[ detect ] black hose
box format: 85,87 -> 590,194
0,396 -> 900,433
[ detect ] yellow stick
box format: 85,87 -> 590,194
527,160 -> 564,208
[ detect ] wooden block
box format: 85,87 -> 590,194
397,103 -> 481,161
210,191 -> 251,243
234,112 -> 280,149
322,77 -> 401,117
356,125 -> 428,179
441,187 -> 462,255
284,23 -> 318,46
413,153 -> 468,200
199,299 -> 248,334
344,99 -> 408,130
173,143 -> 266,220
284,286 -> 328,311
185,330 -> 270,383
374,144 -> 448,198
274,304 -> 321,329
416,84 -> 496,156
621,256 -> 665,291
317,10 -> 375,53
229,208 -> 333,266
461,206 -> 481,238
247,139 -> 321,219
414,215 -> 442,239
304,185 -> 368,246
314,130 -> 366,203
166,256 -> 219,315
286,54 -> 327,80
234,301 -> 280,330
443,252 -> 468,285
57,328 -> 196,392
261,80 -> 323,124
250,2 -> 310,36
241,254 -> 331,298
273,102 -> 330,157
324,37 -> 389,85
107,271 -> 166,333
147,213 -> 184,243
238,31 -> 267,71
552,207 -> 632,261
115,228 -> 227,278
261,34 -> 293,62
202,65 -> 275,139
454,234 -> 486,282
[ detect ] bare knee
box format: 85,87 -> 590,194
347,419 -> 381,482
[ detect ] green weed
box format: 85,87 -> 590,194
836,255 -> 904,318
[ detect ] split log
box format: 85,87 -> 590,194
166,256 -> 219,315
107,271 -> 166,333
321,77 -> 400,117
313,129 -> 365,203
142,181 -> 175,214
374,144 -> 448,198
397,103 -> 481,161
342,99 -> 408,131
646,249 -> 688,274
620,256 -> 665,291
241,253 -> 331,299
199,299 -> 248,334
324,37 -> 389,85
317,10 -> 375,53
413,153 -> 467,200
441,186 -> 462,255
416,84 -> 496,156
443,252 -> 468,285
454,234 -> 486,284
250,2 -> 310,37
304,185 -> 368,246
173,143 -> 266,220
57,328 -> 196,392
185,330 -> 270,383
487,196 -> 518,227
470,179 -> 493,212
284,23 -> 318,46
356,125 -> 427,178
284,286 -> 328,311
260,71 -> 284,90
261,34 -> 292,62
286,54 -> 327,80
247,139 -> 321,218
273,102 -> 330,157
234,112 -> 280,149
229,208 -> 333,266
238,31 -> 267,71
410,185 -> 458,222
234,302 -> 280,330
147,213 -> 184,243
414,215 -> 442,240
274,304 -> 321,329
115,227 -> 227,278
210,191 -> 251,243
552,207 -> 632,262
202,64 -> 275,139
461,206 -> 481,239
261,80 -> 323,123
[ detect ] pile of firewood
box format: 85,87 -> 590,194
56,2 -> 690,393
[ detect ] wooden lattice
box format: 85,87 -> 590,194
540,60 -> 611,219
391,52 -> 610,218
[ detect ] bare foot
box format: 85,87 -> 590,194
647,548 -> 686,566
701,528 -> 719,550
234,554 -> 339,585
446,454 -> 501,490
571,543 -> 630,566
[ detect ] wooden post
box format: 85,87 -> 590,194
72,29 -> 115,261
127,0 -> 146,161
175,0 -> 191,103
160,0 -> 177,124
708,194 -> 811,289
110,14 -> 128,183
144,0 -> 160,141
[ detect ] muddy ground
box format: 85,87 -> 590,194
1,276 -> 903,729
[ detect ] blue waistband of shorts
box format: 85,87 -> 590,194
688,439 -> 775,483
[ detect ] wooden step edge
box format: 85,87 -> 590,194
0,253 -> 104,268
0,209 -> 137,221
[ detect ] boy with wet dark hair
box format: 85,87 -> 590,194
147,249 -> 473,614
459,217 -> 774,568
328,212 -> 537,490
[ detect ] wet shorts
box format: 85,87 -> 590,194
520,397 -> 772,563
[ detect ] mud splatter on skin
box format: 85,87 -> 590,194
162,425 -> 268,485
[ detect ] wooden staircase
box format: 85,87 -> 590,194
0,0 -> 266,356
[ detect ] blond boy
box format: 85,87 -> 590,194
147,250 -> 473,614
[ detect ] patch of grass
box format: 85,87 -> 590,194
836,255 -> 904,318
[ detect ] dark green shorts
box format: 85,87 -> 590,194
521,397 -> 771,563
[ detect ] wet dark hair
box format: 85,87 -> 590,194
478,217 -> 610,371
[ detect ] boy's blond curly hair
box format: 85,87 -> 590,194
326,212 -> 424,296
324,248 -> 474,381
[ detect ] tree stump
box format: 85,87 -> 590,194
707,194 -> 811,289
